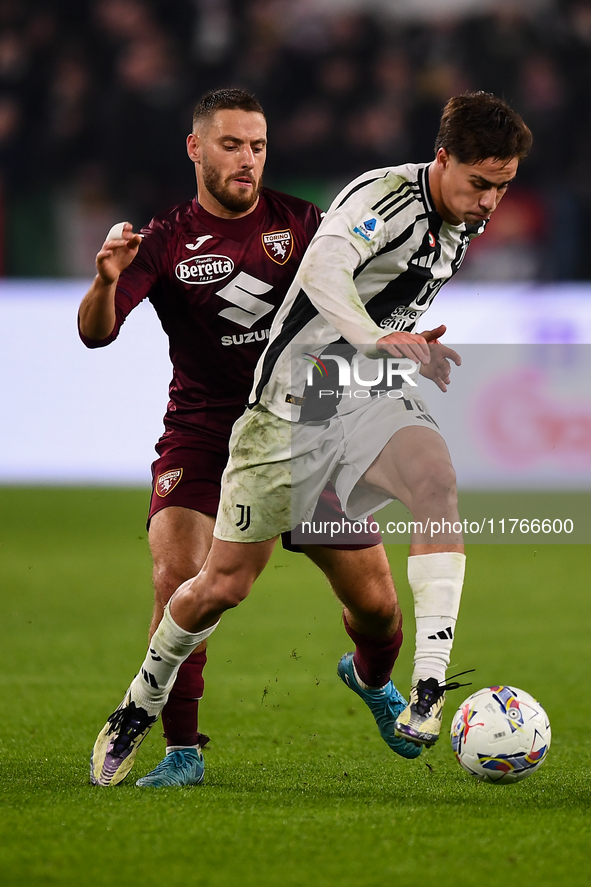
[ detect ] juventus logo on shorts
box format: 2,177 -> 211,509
236,504 -> 251,531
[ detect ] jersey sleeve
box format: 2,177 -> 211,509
314,173 -> 410,262
297,235 -> 385,357
294,174 -> 418,357
78,217 -> 171,348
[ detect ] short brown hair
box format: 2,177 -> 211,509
435,92 -> 532,165
192,88 -> 265,130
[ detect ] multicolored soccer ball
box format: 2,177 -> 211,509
450,685 -> 551,784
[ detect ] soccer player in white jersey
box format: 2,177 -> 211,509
91,92 -> 532,783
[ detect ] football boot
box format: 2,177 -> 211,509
90,688 -> 157,786
337,653 -> 422,759
136,747 -> 205,788
395,672 -> 473,747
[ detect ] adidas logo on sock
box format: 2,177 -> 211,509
141,667 -> 159,688
428,626 -> 454,640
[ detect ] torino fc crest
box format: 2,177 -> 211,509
262,229 -> 293,265
156,468 -> 183,497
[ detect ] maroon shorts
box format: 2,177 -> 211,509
148,432 -> 381,551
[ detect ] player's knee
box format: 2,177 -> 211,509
359,596 -> 400,629
347,596 -> 401,637
345,572 -> 400,626
212,572 -> 252,610
153,567 -> 179,605
182,567 -> 252,613
412,460 -> 458,508
152,537 -> 210,602
153,563 -> 199,608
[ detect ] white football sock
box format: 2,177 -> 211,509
165,745 -> 200,754
408,552 -> 465,686
129,603 -> 219,717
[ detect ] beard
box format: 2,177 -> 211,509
201,157 -> 262,213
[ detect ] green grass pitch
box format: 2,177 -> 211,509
1,487 -> 590,886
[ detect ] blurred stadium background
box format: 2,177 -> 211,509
1,0 -> 591,487
2,0 -> 591,279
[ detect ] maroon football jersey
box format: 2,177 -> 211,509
80,189 -> 322,444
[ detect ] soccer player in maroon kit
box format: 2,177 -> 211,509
82,89 -> 417,788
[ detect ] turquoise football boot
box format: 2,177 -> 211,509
337,652 -> 422,759
136,748 -> 205,788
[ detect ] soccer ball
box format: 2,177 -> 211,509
450,685 -> 551,784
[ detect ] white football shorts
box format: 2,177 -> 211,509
214,391 -> 442,544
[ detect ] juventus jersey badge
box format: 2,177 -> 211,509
262,229 -> 293,265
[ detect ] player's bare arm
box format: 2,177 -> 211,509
78,222 -> 142,340
376,331 -> 431,365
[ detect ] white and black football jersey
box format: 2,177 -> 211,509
251,162 -> 486,421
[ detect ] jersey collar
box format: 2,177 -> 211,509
417,164 -> 435,214
191,191 -> 267,241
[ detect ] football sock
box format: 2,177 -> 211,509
165,745 -> 200,754
343,613 -> 403,688
408,552 -> 465,686
162,649 -> 207,747
129,604 -> 219,717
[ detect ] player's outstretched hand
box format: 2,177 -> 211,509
376,330 -> 430,364
96,222 -> 142,285
417,324 -> 461,392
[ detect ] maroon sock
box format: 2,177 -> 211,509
161,649 -> 207,747
343,613 -> 403,688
